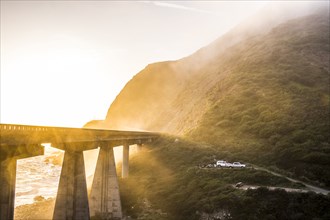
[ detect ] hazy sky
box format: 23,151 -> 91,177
1,1 -> 267,127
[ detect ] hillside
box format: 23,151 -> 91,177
119,137 -> 330,220
86,8 -> 330,187
187,13 -> 330,186
85,2 -> 328,133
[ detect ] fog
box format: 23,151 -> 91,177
89,1 -> 329,134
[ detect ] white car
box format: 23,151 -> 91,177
216,160 -> 232,167
231,162 -> 246,168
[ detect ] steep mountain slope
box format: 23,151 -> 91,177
86,7 -> 329,185
188,13 -> 330,185
86,2 -> 328,132
119,137 -> 330,220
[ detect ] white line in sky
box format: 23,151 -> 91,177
141,1 -> 215,15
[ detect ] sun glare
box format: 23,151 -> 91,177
0,0 -> 268,128
1,34 -> 111,127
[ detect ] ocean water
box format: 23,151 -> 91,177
15,146 -> 62,207
14,144 -> 136,207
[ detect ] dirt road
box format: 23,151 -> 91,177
252,165 -> 329,195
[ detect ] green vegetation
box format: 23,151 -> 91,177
119,137 -> 330,220
188,14 -> 330,187
96,12 -> 330,188
96,11 -> 330,219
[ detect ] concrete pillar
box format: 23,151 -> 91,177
122,144 -> 129,178
0,144 -> 43,220
89,143 -> 122,219
0,157 -> 17,220
53,150 -> 90,220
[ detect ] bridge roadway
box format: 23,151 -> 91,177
0,123 -> 159,220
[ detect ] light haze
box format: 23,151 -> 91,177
1,1 -> 267,127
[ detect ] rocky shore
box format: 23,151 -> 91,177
14,197 -> 55,220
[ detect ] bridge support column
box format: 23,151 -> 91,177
0,144 -> 44,220
89,143 -> 122,219
122,144 -> 129,178
0,157 -> 17,220
53,149 -> 90,220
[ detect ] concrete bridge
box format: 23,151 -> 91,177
0,123 -> 159,220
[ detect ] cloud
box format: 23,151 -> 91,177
141,1 -> 214,15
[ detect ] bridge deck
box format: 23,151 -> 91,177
1,123 -> 159,220
0,124 -> 158,150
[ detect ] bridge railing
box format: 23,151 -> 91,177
0,123 -> 160,146
0,124 -> 50,131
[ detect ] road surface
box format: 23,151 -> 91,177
252,165 -> 329,195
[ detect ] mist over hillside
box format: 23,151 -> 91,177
85,2 -> 329,186
85,1 -> 328,131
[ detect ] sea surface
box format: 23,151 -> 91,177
14,145 -> 131,207
15,146 -> 62,207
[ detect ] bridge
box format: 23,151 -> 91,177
0,123 -> 159,220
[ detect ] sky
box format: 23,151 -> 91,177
0,1 -> 268,127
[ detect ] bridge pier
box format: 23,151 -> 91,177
0,144 -> 44,220
89,143 -> 122,219
0,157 -> 17,220
0,123 -> 157,220
122,144 -> 129,178
53,147 -> 90,220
